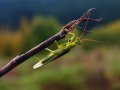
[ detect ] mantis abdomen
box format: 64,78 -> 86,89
33,53 -> 55,69
33,48 -> 70,69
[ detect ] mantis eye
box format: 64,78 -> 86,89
75,37 -> 81,44
68,39 -> 71,42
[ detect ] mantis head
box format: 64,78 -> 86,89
75,37 -> 81,44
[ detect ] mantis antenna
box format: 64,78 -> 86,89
79,9 -> 103,43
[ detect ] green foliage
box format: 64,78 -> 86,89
19,65 -> 85,90
83,20 -> 120,49
0,16 -> 62,57
0,33 -> 23,57
1,47 -> 120,90
28,16 -> 62,47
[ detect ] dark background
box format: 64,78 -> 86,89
0,0 -> 119,29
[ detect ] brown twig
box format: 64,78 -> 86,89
0,8 -> 101,77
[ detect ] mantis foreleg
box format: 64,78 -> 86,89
68,32 -> 75,43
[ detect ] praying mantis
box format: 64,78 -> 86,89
33,8 -> 102,69
33,33 -> 81,69
33,32 -> 100,69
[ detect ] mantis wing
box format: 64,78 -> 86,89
33,53 -> 57,69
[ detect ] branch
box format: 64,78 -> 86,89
0,30 -> 67,77
0,8 -> 101,77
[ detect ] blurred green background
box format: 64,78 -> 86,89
0,0 -> 120,90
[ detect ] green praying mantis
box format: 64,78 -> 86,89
33,32 -> 80,69
33,32 -> 100,69
33,8 -> 102,69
